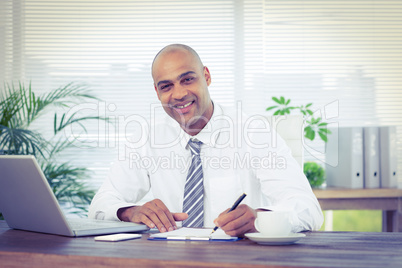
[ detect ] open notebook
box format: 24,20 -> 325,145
149,227 -> 241,241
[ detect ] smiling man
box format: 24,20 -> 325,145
152,45 -> 213,136
89,44 -> 323,237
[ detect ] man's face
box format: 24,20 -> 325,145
152,49 -> 213,135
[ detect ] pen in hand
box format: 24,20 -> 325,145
210,193 -> 247,235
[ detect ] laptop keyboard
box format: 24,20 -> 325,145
67,218 -> 135,230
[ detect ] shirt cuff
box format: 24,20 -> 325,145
94,202 -> 138,221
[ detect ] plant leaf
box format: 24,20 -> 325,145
318,131 -> 328,142
266,105 -> 278,111
304,126 -> 315,140
272,96 -> 281,104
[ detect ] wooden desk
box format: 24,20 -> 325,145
313,188 -> 402,232
1,221 -> 402,268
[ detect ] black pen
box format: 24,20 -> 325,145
210,193 -> 247,235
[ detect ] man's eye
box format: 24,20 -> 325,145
160,84 -> 171,90
183,77 -> 194,83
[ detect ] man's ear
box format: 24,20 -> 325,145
204,66 -> 211,86
154,84 -> 161,100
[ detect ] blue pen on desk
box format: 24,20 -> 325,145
210,193 -> 247,235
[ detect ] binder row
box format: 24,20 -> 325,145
325,126 -> 398,189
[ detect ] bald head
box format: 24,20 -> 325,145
152,44 -> 204,79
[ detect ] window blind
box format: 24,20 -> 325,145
241,0 -> 402,168
0,0 -> 237,188
1,0 -> 401,193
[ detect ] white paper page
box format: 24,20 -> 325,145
150,227 -> 237,240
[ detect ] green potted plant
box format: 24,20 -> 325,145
0,82 -> 107,219
266,96 -> 330,187
303,161 -> 326,188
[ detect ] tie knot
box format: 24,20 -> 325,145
188,139 -> 202,155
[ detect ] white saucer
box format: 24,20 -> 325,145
245,233 -> 306,245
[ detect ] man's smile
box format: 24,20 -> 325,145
172,100 -> 195,113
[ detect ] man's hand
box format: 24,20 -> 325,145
117,199 -> 188,232
213,205 -> 262,237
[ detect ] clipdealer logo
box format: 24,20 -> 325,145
61,101 -> 287,154
61,100 -> 339,165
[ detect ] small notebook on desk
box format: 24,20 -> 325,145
148,227 -> 241,241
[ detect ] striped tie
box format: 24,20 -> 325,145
182,139 -> 204,228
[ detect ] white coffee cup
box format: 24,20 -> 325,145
254,211 -> 292,237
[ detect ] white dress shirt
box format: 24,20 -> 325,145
89,103 -> 324,232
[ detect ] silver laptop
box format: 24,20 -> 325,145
0,155 -> 149,237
